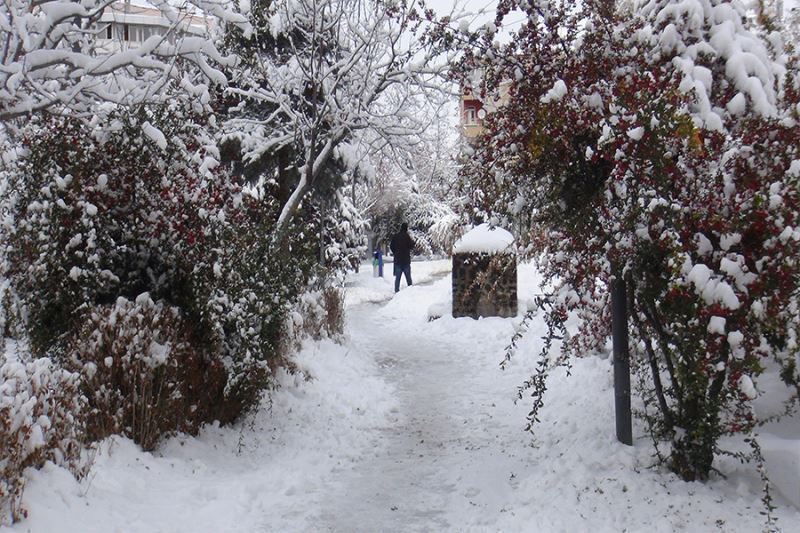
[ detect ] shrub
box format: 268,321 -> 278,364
287,284 -> 346,348
451,0 -> 800,481
319,191 -> 368,272
67,295 -> 230,450
0,351 -> 86,524
368,191 -> 460,256
2,104 -> 318,448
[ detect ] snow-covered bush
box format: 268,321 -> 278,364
449,0 -> 800,482
405,197 -> 461,257
2,104 -> 312,447
4,108 -> 215,354
787,8 -> 800,52
0,352 -> 86,523
287,285 -> 346,347
429,212 -> 464,256
320,191 -> 368,272
67,295 -> 228,451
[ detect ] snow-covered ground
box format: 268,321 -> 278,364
4,261 -> 799,532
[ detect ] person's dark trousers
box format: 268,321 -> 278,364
394,263 -> 412,292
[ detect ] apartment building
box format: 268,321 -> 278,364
95,1 -> 209,53
459,81 -> 510,142
460,86 -> 485,140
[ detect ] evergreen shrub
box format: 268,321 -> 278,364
3,104 -> 308,448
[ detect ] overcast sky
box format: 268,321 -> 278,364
425,0 -> 529,46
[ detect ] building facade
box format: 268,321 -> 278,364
94,1 -> 208,53
459,81 -> 510,142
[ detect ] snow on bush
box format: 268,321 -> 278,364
368,192 -> 461,257
0,351 -> 86,524
428,211 -> 463,254
320,191 -> 368,272
67,295 -> 229,451
287,284 -> 346,348
1,104 -> 307,448
447,0 -> 800,485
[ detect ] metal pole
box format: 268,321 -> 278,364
611,272 -> 633,445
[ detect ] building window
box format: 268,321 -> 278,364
103,20 -> 182,47
465,107 -> 477,125
129,24 -> 166,43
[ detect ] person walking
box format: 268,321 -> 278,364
390,222 -> 415,293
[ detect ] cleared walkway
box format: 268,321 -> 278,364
314,280 -> 530,532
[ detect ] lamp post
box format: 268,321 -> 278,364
611,271 -> 633,446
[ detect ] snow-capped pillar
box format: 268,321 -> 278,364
451,224 -> 517,319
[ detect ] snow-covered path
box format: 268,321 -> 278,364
315,294 -> 529,531
316,264 -> 800,532
5,260 -> 800,532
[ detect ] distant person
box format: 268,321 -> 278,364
372,245 -> 384,278
390,222 -> 415,293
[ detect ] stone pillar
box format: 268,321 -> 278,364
452,252 -> 517,318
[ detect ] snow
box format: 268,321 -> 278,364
148,341 -> 170,366
695,232 -> 713,255
141,122 -> 167,150
687,262 -> 712,288
728,330 -> 744,347
707,315 -> 726,335
738,374 -> 758,400
540,79 -> 567,103
641,0 -> 783,130
727,92 -> 746,115
710,280 -> 740,310
720,232 -> 741,250
686,263 -> 741,310
4,261 -> 800,531
344,259 -> 452,308
627,126 -> 645,140
789,160 -> 800,178
134,292 -> 153,307
452,223 -> 514,254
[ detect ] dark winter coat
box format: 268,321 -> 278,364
390,230 -> 415,266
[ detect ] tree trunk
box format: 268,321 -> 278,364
669,388 -> 718,481
670,430 -> 715,481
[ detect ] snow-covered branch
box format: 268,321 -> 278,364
0,0 -> 250,121
223,0 -> 456,235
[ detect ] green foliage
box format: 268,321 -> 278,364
450,0 -> 800,484
2,103 -> 326,448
